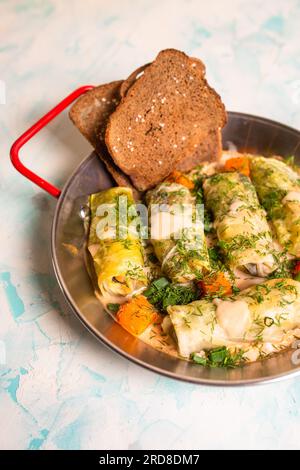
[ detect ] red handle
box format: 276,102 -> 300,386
10,85 -> 95,198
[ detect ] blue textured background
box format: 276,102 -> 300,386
1,0 -> 300,450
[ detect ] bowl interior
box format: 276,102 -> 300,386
52,112 -> 300,385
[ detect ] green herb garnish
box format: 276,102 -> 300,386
267,251 -> 294,279
107,303 -> 120,313
193,179 -> 213,233
208,246 -> 219,263
204,211 -> 213,233
151,277 -> 169,289
285,155 -> 298,171
148,252 -> 159,264
261,189 -> 287,220
191,347 -> 244,368
232,285 -> 241,295
144,277 -> 198,313
191,354 -> 207,366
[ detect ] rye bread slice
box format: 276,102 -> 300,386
69,82 -> 141,197
69,81 -> 122,148
120,58 -> 220,171
176,128 -> 222,172
119,63 -> 150,98
105,49 -> 227,191
120,59 -> 205,99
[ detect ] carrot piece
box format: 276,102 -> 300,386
198,272 -> 232,296
224,157 -> 250,177
117,295 -> 159,336
165,170 -> 195,189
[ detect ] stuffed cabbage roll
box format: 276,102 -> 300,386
250,156 -> 300,257
167,278 -> 300,359
146,182 -> 210,283
88,187 -> 147,304
203,172 -> 277,276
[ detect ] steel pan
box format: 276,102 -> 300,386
10,88 -> 300,385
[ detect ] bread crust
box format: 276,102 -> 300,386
119,63 -> 150,98
69,81 -> 142,198
105,49 -> 226,191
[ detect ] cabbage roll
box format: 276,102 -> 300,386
203,172 -> 277,276
250,156 -> 300,257
88,187 -> 147,304
167,278 -> 300,359
146,182 -> 210,283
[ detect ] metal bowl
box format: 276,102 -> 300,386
52,112 -> 300,386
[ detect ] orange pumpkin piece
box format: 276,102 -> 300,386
117,295 -> 159,336
198,272 -> 232,296
224,157 -> 250,177
165,170 -> 195,189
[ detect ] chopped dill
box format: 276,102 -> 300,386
144,277 -> 198,313
191,347 -> 245,368
107,303 -> 120,313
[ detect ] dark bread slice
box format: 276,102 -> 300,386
119,64 -> 150,98
105,49 -> 227,191
120,58 -> 220,171
176,128 -> 222,171
69,81 -> 122,149
120,59 -> 204,99
183,54 -> 218,170
69,82 -> 141,198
